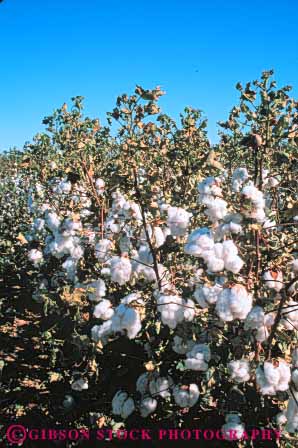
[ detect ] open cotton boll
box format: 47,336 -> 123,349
228,360 -> 250,383
157,295 -> 194,329
194,283 -> 222,308
214,221 -> 242,240
112,391 -> 135,419
172,336 -> 195,355
224,255 -> 244,274
28,249 -> 43,265
54,179 -> 72,195
203,197 -> 228,222
244,306 -> 275,342
136,372 -> 150,395
149,376 -> 173,399
87,279 -> 106,302
286,390 -> 298,433
166,206 -> 192,236
216,285 -> 252,322
197,176 -> 222,198
263,270 -> 284,292
173,384 -> 199,408
281,300 -> 298,330
222,414 -> 245,441
153,226 -> 167,248
256,361 -> 291,395
33,218 -> 45,232
62,257 -> 78,281
111,293 -> 143,339
91,321 -> 113,345
71,378 -> 89,391
93,299 -> 114,320
185,344 -> 211,371
110,256 -> 132,285
45,211 -> 61,233
231,167 -> 249,192
95,239 -> 112,263
140,397 -> 157,418
95,178 -> 105,194
184,227 -> 214,257
242,182 -> 265,208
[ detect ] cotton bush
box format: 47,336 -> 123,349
2,71 -> 298,446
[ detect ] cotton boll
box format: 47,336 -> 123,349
71,378 -> 88,391
28,249 -> 43,265
204,197 -> 228,222
286,390 -> 298,432
276,411 -> 287,426
222,414 -> 245,441
45,211 -> 61,233
184,227 -> 214,257
204,252 -> 225,273
185,344 -> 211,371
149,376 -> 173,398
214,221 -> 242,240
112,391 -> 135,419
231,167 -> 249,192
111,293 -> 143,339
222,240 -> 238,259
93,299 -> 114,320
194,283 -> 222,308
256,361 -> 291,395
281,300 -> 298,330
87,279 -> 106,302
95,178 -> 105,194
216,285 -> 252,322
153,226 -> 166,248
265,271 -> 281,296
62,257 -> 78,281
136,372 -> 150,395
110,256 -> 132,285
157,294 -> 193,329
224,255 -> 244,274
228,360 -> 250,383
140,397 -> 157,417
33,218 -> 45,232
244,306 -> 275,342
54,179 -> 72,195
172,336 -> 195,355
173,384 -> 199,408
167,206 -> 192,236
198,177 -> 222,198
91,321 -> 113,345
95,239 -> 112,263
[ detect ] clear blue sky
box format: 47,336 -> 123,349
1,0 -> 298,151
